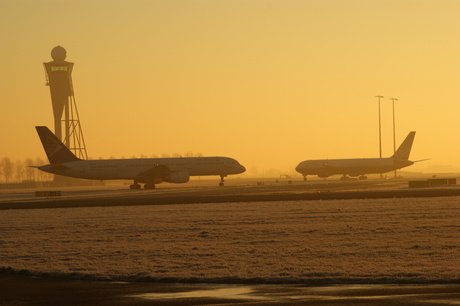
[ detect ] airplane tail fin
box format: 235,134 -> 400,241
36,126 -> 80,164
391,131 -> 416,160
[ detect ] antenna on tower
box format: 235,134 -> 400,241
43,46 -> 88,160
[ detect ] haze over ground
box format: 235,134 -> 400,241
2,0 -> 460,175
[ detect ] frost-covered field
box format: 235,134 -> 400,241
1,197 -> 459,284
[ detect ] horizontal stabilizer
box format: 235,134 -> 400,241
413,158 -> 431,163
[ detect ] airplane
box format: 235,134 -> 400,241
34,126 -> 246,189
295,131 -> 418,180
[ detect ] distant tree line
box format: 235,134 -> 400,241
122,152 -> 204,159
0,157 -> 51,183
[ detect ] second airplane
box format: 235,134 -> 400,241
295,131 -> 417,180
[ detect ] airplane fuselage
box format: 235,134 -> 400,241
295,157 -> 414,178
39,156 -> 245,182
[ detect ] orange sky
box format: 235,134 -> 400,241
2,0 -> 460,176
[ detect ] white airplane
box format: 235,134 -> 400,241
35,126 -> 246,189
295,131 -> 417,180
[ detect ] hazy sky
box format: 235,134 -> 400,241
2,0 -> 460,175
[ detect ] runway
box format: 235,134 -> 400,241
1,177 -> 460,210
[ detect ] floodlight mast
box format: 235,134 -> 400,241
390,97 -> 398,178
375,95 -> 384,179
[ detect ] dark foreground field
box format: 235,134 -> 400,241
1,181 -> 459,305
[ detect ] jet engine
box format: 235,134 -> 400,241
164,171 -> 190,183
317,170 -> 331,178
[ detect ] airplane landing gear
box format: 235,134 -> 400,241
144,184 -> 156,189
303,175 -> 307,181
130,180 -> 142,190
219,175 -> 226,187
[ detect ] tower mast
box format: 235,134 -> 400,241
43,46 -> 88,159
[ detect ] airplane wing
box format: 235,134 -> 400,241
136,164 -> 171,182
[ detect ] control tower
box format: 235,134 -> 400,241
44,46 -> 88,159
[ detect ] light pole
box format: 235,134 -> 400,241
390,98 -> 398,178
376,95 -> 384,179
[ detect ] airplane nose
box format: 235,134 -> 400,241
239,165 -> 246,173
